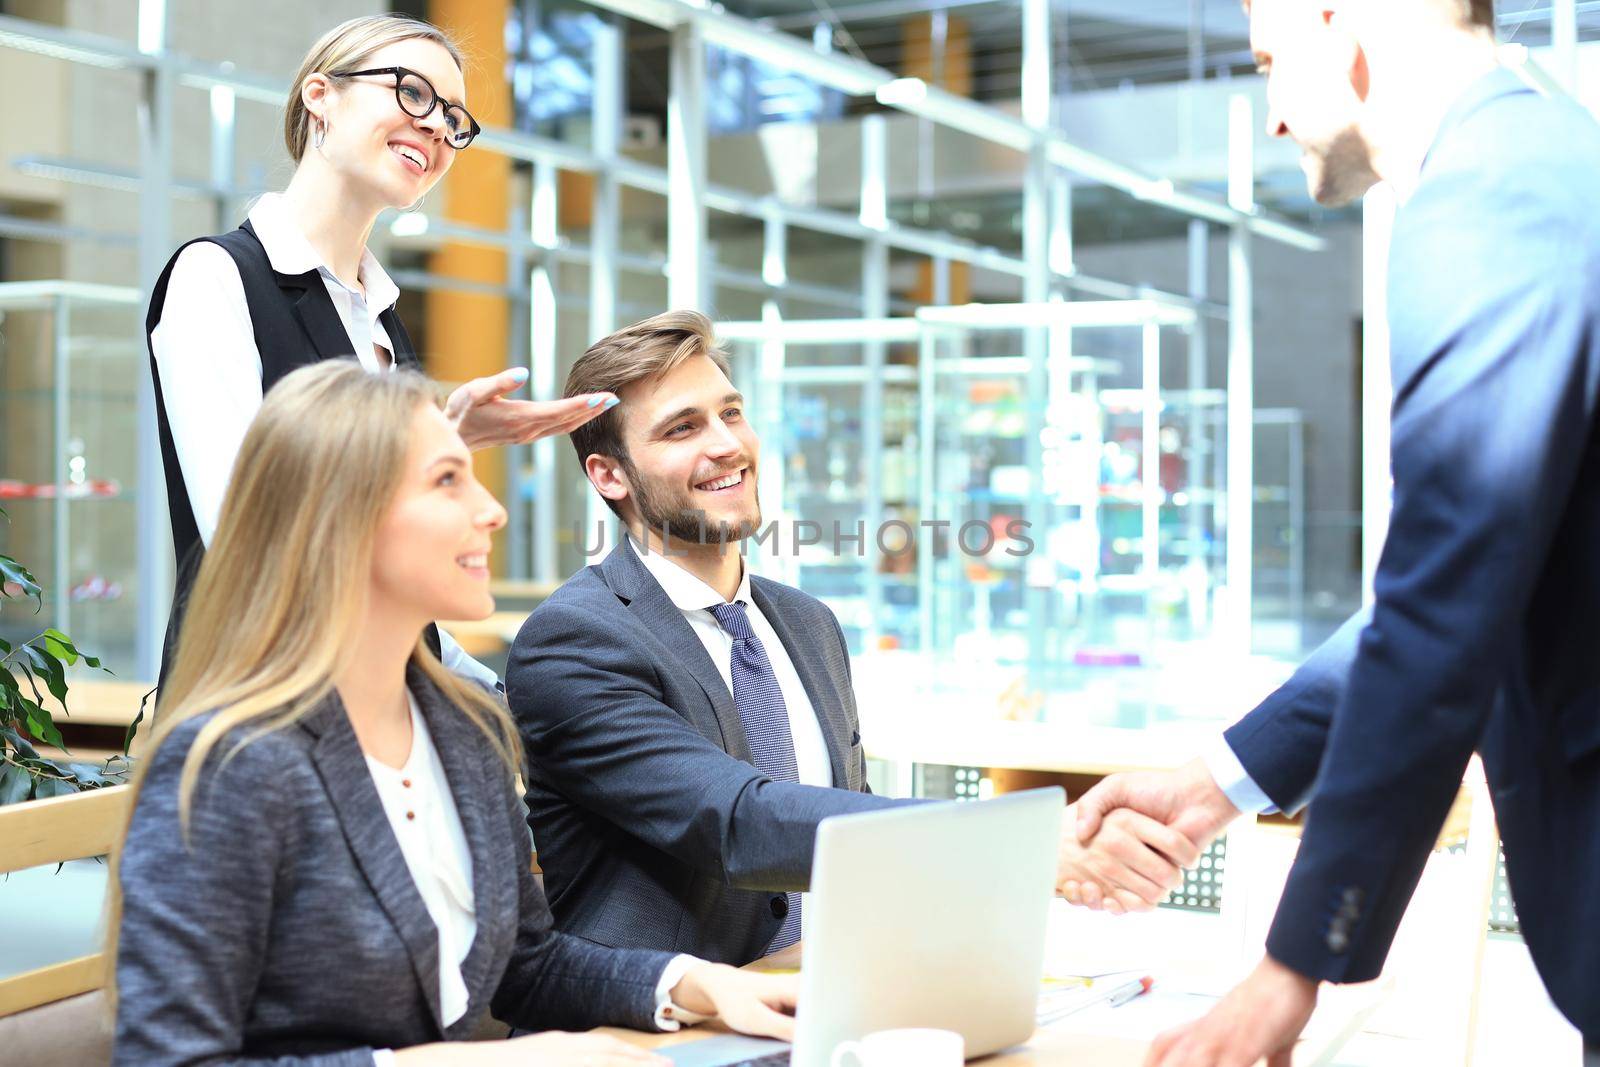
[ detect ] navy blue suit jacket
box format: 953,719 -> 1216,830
507,542 -> 905,965
1225,70 -> 1600,1039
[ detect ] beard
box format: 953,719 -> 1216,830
1303,124 -> 1381,207
622,452 -> 761,547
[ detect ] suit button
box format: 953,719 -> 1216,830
1327,930 -> 1350,954
770,895 -> 788,919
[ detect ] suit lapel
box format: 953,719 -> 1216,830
750,579 -> 852,788
380,305 -> 421,369
301,693 -> 446,1032
289,281 -> 358,364
600,543 -> 752,762
238,221 -> 358,373
409,664 -> 513,1029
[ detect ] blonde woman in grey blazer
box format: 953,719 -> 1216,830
112,363 -> 797,1066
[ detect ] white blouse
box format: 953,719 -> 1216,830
364,693 -> 477,1028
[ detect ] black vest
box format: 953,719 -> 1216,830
145,220 -> 425,678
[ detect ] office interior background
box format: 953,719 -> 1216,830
0,0 -> 1597,1062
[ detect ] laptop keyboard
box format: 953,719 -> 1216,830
728,1055 -> 791,1066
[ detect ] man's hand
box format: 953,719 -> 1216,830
444,367 -> 619,451
1144,955 -> 1318,1067
1063,758 -> 1241,910
1058,803 -> 1202,915
670,963 -> 799,1042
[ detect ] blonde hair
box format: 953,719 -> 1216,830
107,361 -> 520,992
284,14 -> 466,162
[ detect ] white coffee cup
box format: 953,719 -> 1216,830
829,1027 -> 964,1067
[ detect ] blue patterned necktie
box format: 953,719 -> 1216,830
707,600 -> 803,951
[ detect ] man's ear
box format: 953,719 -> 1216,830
1322,7 -> 1368,102
1350,44 -> 1369,101
585,454 -> 630,507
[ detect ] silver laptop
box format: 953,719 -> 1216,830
666,787 -> 1063,1067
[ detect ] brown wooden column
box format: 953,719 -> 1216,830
427,0 -> 513,569
902,13 -> 973,306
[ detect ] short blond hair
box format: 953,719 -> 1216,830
566,309 -> 732,472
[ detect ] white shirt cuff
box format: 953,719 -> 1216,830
372,1051 -> 396,1067
655,953 -> 710,1031
1202,736 -> 1278,815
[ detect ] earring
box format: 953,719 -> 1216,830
313,119 -> 326,151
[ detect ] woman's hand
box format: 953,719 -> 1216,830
669,963 -> 800,1042
394,1030 -> 670,1065
444,367 -> 618,451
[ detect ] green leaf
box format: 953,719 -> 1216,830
33,776 -> 74,799
65,761 -> 108,786
22,700 -> 65,750
127,687 -> 156,754
42,629 -> 78,666
0,554 -> 42,612
0,765 -> 31,806
1,726 -> 41,761
21,645 -> 69,707
14,657 -> 45,705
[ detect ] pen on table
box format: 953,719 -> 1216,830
1036,975 -> 1154,1026
1106,976 -> 1154,1007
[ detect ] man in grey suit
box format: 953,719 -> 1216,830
507,311 -> 1201,965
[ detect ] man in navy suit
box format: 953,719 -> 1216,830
507,311 -> 1200,965
1071,0 -> 1600,1063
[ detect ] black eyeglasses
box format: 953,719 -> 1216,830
334,66 -> 480,150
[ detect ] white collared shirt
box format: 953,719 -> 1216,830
628,537 -> 834,790
149,191 -> 401,549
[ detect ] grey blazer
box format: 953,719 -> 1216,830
114,663 -> 677,1066
507,542 -> 908,966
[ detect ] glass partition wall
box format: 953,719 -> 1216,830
915,300 -> 1225,731
0,283 -> 144,675
717,298 -> 1307,736
721,319 -> 922,658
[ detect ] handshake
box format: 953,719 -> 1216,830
1054,759 -> 1243,913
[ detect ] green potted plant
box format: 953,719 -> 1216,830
0,504 -> 129,805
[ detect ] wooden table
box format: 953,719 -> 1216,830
602,1001 -> 1377,1066
595,943 -> 1383,1066
604,1025 -> 1154,1065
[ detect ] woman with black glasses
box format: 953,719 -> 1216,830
145,14 -> 610,682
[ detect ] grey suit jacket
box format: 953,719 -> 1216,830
507,542 -> 908,965
114,663 -> 677,1066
